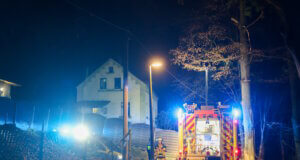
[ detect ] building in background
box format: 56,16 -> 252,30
0,79 -> 20,99
77,59 -> 158,124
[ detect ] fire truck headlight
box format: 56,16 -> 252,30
233,109 -> 241,118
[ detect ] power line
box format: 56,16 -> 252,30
65,0 -> 199,95
65,0 -> 131,34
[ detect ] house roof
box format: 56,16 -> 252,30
0,79 -> 21,87
77,58 -> 146,88
77,58 -> 158,99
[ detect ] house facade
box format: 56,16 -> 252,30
77,59 -> 158,124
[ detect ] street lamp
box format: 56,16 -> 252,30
148,62 -> 162,160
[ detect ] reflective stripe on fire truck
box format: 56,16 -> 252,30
221,114 -> 233,160
183,114 -> 196,156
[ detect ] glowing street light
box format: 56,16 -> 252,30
148,60 -> 163,160
151,62 -> 162,67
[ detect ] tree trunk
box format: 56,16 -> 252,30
239,0 -> 255,159
258,139 -> 264,160
258,122 -> 264,160
280,132 -> 285,160
288,59 -> 300,160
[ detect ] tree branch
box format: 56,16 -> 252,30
247,11 -> 264,28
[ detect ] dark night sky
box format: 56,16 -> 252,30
0,0 -> 299,110
0,0 -> 186,108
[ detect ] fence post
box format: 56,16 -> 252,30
83,141 -> 87,160
12,102 -> 17,126
5,112 -> 8,124
45,108 -> 50,132
58,107 -> 63,126
39,119 -> 45,160
129,129 -> 132,160
30,106 -> 35,129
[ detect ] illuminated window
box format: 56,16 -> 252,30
92,108 -> 99,113
114,78 -> 121,89
100,78 -> 107,89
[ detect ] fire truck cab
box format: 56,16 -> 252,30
177,103 -> 240,160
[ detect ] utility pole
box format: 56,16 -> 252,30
123,37 -> 130,160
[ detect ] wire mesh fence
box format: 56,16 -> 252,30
0,124 -> 81,160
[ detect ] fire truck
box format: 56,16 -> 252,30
177,103 -> 241,160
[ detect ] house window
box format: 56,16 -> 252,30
128,102 -> 131,118
121,102 -> 131,118
108,67 -> 114,73
100,78 -> 107,89
114,78 -> 121,89
92,108 -> 99,113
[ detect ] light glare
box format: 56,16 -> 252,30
177,108 -> 183,120
59,125 -> 71,136
118,154 -> 122,159
151,62 -> 162,67
233,120 -> 238,124
72,124 -> 90,141
233,109 -> 240,118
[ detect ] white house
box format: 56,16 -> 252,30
77,59 -> 158,124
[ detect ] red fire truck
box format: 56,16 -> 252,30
177,103 -> 241,160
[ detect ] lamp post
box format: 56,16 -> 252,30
205,68 -> 208,106
148,62 -> 162,160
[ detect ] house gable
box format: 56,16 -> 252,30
77,58 -> 157,99
77,58 -> 123,89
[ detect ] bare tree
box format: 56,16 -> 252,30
170,0 -> 264,158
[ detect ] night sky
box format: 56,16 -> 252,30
0,0 -> 181,107
0,0 -> 299,110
